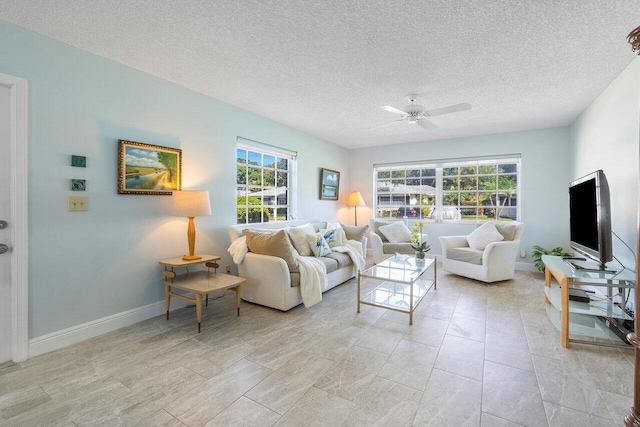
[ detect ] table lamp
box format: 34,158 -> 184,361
171,190 -> 212,261
346,191 -> 365,226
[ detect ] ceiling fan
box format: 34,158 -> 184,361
374,94 -> 471,130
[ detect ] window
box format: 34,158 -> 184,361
236,140 -> 296,224
375,157 -> 520,222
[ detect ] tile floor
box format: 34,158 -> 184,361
0,265 -> 635,426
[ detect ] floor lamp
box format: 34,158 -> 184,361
347,191 -> 365,226
625,24 -> 640,427
171,190 -> 212,261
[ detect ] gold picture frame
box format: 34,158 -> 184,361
117,140 -> 182,195
320,168 -> 340,200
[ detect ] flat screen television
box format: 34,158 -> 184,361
568,170 -> 612,270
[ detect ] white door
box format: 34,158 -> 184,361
0,84 -> 11,363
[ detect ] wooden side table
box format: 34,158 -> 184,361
159,255 -> 244,332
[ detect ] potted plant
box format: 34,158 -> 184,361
531,245 -> 572,272
411,221 -> 431,261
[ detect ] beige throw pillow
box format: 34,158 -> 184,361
340,223 -> 368,242
245,229 -> 299,272
466,222 -> 504,250
378,221 -> 412,243
287,224 -> 315,256
495,223 -> 518,241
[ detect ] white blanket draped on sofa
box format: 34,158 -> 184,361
227,236 -> 364,308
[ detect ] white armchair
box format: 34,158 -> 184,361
439,221 -> 525,283
369,219 -> 428,264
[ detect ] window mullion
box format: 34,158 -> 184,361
435,168 -> 443,223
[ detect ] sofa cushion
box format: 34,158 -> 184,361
340,223 -> 368,242
306,232 -> 332,257
245,229 -> 299,272
290,272 -> 300,287
287,224 -> 315,256
382,242 -> 416,255
373,220 -> 392,242
378,221 -> 412,243
316,256 -> 338,273
309,221 -> 328,232
447,247 -> 484,265
495,223 -> 518,241
325,251 -> 352,269
467,222 -> 504,250
319,228 -> 347,247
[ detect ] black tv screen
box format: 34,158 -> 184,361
569,179 -> 598,250
568,170 -> 612,268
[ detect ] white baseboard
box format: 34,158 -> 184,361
28,298 -> 191,358
516,262 -> 539,272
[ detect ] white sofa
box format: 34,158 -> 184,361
228,219 -> 367,311
439,221 -> 525,283
369,219 -> 428,264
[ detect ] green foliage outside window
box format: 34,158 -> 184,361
237,196 -> 271,224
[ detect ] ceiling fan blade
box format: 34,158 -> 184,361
425,102 -> 471,117
381,105 -> 408,116
368,118 -> 406,130
416,119 -> 438,130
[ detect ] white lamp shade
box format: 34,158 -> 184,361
171,190 -> 212,217
346,191 -> 366,207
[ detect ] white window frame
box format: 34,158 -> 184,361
373,155 -> 521,223
236,137 -> 297,224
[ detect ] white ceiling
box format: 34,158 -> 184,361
1,1 -> 639,149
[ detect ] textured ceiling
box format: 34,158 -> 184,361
1,1 -> 639,149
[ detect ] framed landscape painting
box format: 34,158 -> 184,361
117,140 -> 182,195
320,168 -> 340,200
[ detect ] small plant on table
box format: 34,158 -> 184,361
411,221 -> 431,259
531,245 -> 572,272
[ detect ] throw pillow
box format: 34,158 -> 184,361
466,222 -> 504,250
305,232 -> 332,257
373,220 -> 392,242
245,229 -> 299,272
378,221 -> 412,243
340,223 -> 368,242
319,228 -> 347,248
495,223 -> 518,241
287,224 -> 315,256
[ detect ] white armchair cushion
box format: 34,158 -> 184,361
466,222 -> 504,250
495,223 -> 518,241
446,247 -> 484,265
378,221 -> 412,243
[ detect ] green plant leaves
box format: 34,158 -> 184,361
531,245 -> 573,272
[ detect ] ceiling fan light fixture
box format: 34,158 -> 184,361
376,94 -> 471,131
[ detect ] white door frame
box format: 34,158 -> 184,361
0,72 -> 29,362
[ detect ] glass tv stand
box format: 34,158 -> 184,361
542,255 -> 636,348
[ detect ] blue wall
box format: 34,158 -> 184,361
348,127 -> 572,267
0,20 -> 350,338
570,58 -> 640,274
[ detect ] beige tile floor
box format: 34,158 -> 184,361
0,264 -> 635,426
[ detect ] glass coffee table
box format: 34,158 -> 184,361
357,254 -> 436,324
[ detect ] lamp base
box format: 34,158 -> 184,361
182,255 -> 202,261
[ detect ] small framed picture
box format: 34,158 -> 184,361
320,168 -> 340,200
71,179 -> 86,191
117,140 -> 182,195
71,155 -> 86,167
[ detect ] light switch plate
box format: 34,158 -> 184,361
68,196 -> 88,211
